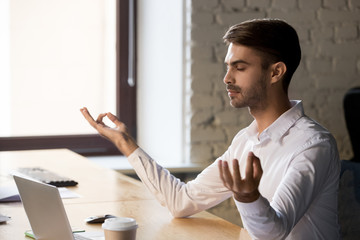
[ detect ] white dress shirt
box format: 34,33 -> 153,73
127,100 -> 340,240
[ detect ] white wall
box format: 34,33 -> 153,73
137,0 -> 184,163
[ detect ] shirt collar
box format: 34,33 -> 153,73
246,100 -> 305,142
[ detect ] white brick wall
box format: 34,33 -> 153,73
186,0 -> 359,164
185,0 -> 360,226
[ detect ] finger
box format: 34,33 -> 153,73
252,157 -> 263,183
80,107 -> 98,128
245,152 -> 255,180
106,112 -> 124,128
232,159 -> 242,184
221,161 -> 234,189
218,160 -> 226,184
80,107 -> 91,119
96,113 -> 107,125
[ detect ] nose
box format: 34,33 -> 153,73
223,68 -> 234,85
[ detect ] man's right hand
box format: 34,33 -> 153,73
80,107 -> 138,156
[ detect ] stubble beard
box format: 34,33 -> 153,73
228,75 -> 268,110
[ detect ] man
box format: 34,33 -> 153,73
81,19 -> 340,239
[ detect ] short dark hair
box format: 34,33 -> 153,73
223,18 -> 301,92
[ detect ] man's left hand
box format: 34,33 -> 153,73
218,152 -> 263,203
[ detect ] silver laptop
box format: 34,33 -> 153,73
13,175 -> 104,240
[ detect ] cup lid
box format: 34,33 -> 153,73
102,217 -> 138,231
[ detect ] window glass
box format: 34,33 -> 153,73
0,0 -> 116,137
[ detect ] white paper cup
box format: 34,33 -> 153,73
102,217 -> 138,240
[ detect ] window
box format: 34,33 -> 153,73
0,0 -> 136,156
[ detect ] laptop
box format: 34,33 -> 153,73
13,175 -> 104,240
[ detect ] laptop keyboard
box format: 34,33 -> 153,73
15,167 -> 78,187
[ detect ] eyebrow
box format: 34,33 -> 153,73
225,59 -> 251,66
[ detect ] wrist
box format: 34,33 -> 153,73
122,144 -> 139,157
233,189 -> 260,203
115,135 -> 138,157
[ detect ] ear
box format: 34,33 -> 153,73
270,62 -> 287,84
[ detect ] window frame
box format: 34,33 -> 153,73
0,0 -> 137,156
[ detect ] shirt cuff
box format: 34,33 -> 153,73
234,195 -> 270,216
127,147 -> 149,164
127,147 -> 142,161
126,147 -> 154,174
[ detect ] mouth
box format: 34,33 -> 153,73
227,90 -> 238,97
226,85 -> 240,97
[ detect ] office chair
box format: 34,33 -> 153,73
338,87 -> 360,239
343,87 -> 360,162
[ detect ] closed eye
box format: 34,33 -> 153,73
231,60 -> 250,71
236,66 -> 246,71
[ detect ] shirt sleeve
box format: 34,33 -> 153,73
127,148 -> 232,217
235,138 -> 340,240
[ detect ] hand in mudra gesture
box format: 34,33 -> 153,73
218,152 -> 263,203
80,107 -> 138,156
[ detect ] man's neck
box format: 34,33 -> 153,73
250,97 -> 292,135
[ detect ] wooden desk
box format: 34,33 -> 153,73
0,149 -> 251,240
0,149 -> 154,203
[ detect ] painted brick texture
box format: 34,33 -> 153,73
186,0 -> 359,164
185,0 -> 360,227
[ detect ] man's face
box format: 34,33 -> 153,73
223,43 -> 271,110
